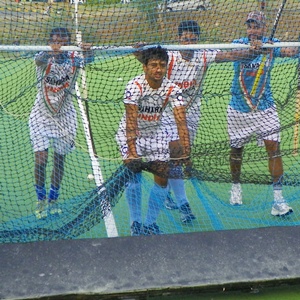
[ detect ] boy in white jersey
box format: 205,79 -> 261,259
134,20 -> 268,223
116,46 -> 190,235
228,11 -> 297,216
29,27 -> 93,219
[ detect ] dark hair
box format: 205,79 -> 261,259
50,27 -> 71,43
141,46 -> 169,65
178,20 -> 200,36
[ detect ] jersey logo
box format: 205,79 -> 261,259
41,52 -> 77,115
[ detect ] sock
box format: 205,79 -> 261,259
232,182 -> 242,192
273,179 -> 284,202
273,186 -> 284,203
169,178 -> 188,207
126,173 -> 142,224
48,184 -> 60,202
144,183 -> 169,226
169,164 -> 184,179
35,185 -> 46,201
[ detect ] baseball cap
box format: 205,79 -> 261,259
245,11 -> 266,25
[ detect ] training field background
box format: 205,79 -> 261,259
1,48 -> 300,243
1,0 -> 300,243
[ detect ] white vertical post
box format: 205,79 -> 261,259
74,0 -> 118,237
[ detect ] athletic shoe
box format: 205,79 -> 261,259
143,223 -> 163,235
271,202 -> 293,217
179,203 -> 196,224
130,221 -> 142,236
48,200 -> 62,215
35,200 -> 47,219
230,183 -> 243,205
164,192 -> 178,210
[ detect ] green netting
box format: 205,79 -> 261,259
1,0 -> 300,243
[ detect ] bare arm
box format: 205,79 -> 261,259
35,43 -> 63,66
173,106 -> 190,158
280,46 -> 298,57
215,40 -> 275,63
215,49 -> 255,62
35,52 -> 51,66
132,42 -> 147,64
35,42 -> 93,67
79,42 -> 94,63
125,103 -> 139,159
215,48 -> 270,63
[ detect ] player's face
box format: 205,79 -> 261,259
179,31 -> 199,60
179,31 -> 199,45
50,34 -> 70,46
246,22 -> 265,41
143,58 -> 167,86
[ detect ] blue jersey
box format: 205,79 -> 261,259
230,37 -> 281,112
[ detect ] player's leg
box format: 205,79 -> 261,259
227,106 -> 249,205
30,131 -> 50,219
259,107 -> 293,216
143,168 -> 169,235
49,152 -> 65,202
164,140 -> 180,210
126,172 -> 143,236
48,136 -> 74,215
169,177 -> 196,224
34,150 -> 49,218
162,127 -> 179,210
264,140 -> 293,216
142,135 -> 172,235
229,146 -> 243,205
116,131 -> 144,236
34,150 -> 48,199
167,139 -> 196,223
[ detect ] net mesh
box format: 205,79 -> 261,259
1,0 -> 300,243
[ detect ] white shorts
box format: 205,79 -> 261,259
165,121 -> 199,146
29,111 -> 76,155
116,129 -> 170,162
164,102 -> 201,145
30,134 -> 75,155
227,106 -> 280,148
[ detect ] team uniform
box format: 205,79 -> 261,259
29,51 -> 87,155
116,73 -> 184,162
228,37 -> 281,148
165,50 -> 218,143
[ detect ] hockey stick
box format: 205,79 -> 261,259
269,0 -> 287,41
251,0 -> 287,97
293,34 -> 300,155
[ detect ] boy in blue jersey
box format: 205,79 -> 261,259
228,11 -> 297,216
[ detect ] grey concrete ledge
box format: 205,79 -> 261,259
1,226 -> 300,300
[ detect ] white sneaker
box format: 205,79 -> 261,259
230,183 -> 242,206
271,202 -> 293,216
48,200 -> 62,215
35,200 -> 47,219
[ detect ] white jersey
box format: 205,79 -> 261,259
166,50 -> 218,132
29,51 -> 84,139
118,74 -> 184,138
116,74 -> 184,161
